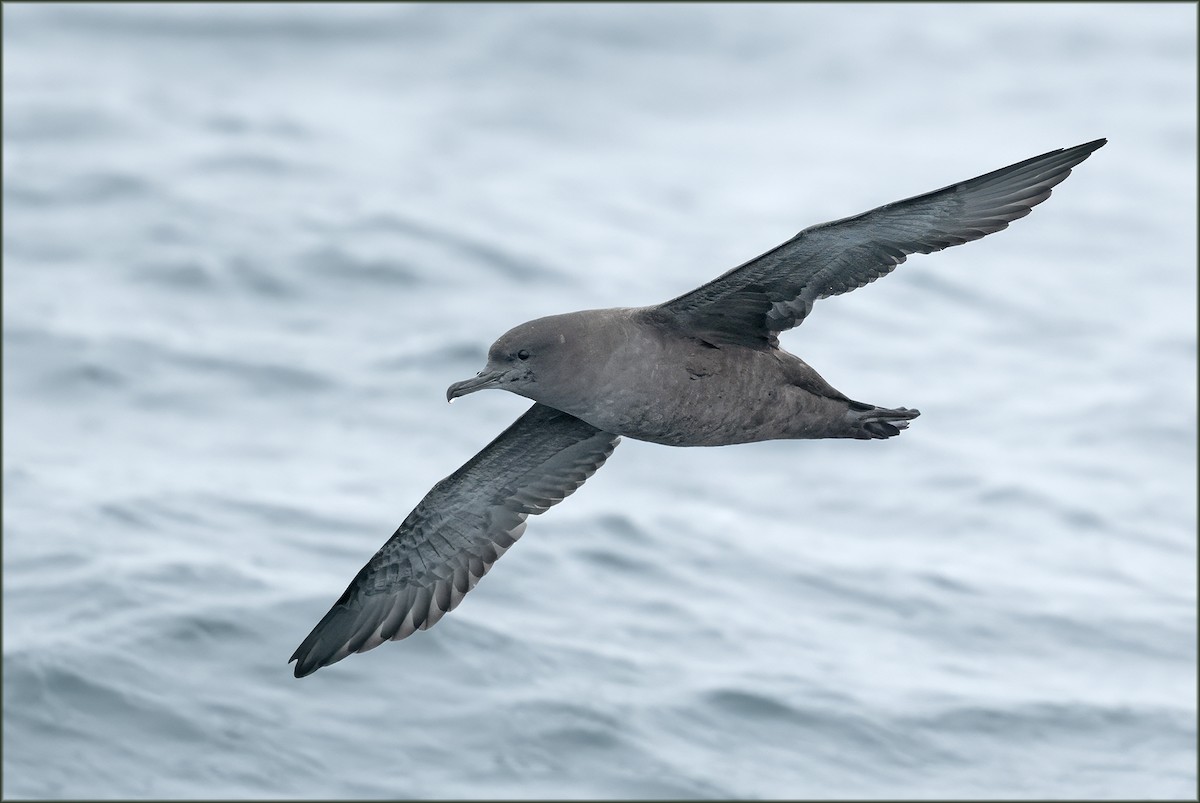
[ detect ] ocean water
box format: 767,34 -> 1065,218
2,3 -> 1196,799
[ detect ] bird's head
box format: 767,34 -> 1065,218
446,313 -> 586,406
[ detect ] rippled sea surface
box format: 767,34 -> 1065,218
3,4 -> 1196,799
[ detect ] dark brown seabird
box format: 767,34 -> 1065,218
290,139 -> 1106,677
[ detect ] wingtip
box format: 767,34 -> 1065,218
290,645 -> 333,678
289,625 -> 333,678
288,648 -> 316,678
1072,137 -> 1107,155
291,660 -> 318,679
1052,138 -> 1106,173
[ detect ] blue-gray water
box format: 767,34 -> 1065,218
3,3 -> 1196,799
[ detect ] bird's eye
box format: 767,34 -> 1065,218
517,349 -> 531,361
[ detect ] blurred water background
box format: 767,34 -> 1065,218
3,3 -> 1196,799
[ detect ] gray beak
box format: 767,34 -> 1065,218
446,369 -> 504,402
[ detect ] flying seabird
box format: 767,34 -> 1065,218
290,138 -> 1106,677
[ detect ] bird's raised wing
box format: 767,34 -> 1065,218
290,403 -> 620,677
654,139 -> 1106,348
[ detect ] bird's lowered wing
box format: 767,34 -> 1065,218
654,139 -> 1106,348
290,403 -> 620,677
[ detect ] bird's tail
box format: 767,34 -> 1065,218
845,402 -> 920,439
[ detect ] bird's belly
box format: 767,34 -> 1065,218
575,357 -> 827,447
